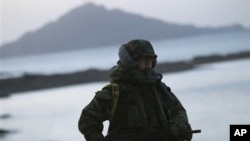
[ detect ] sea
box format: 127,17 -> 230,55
0,30 -> 249,141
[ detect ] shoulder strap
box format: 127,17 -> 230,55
110,83 -> 119,120
159,82 -> 174,100
153,86 -> 168,129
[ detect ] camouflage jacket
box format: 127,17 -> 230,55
78,63 -> 192,141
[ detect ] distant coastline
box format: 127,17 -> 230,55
0,50 -> 250,98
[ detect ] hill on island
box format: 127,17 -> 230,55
0,3 -> 246,58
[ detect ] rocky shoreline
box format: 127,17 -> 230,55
0,114 -> 13,138
0,51 -> 250,98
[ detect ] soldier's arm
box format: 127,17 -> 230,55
163,85 -> 193,140
78,86 -> 113,141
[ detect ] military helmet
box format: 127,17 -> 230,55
119,39 -> 157,68
125,39 -> 157,59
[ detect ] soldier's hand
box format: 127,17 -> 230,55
168,121 -> 193,140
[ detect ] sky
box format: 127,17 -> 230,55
1,0 -> 250,46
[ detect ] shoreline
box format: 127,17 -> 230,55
0,50 -> 250,97
0,114 -> 12,138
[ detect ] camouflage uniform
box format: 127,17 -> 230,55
78,39 -> 193,141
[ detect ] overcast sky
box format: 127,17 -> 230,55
1,0 -> 249,46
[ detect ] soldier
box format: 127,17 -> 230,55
78,39 -> 193,141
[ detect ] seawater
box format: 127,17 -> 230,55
0,30 -> 249,79
0,31 -> 250,141
0,59 -> 249,141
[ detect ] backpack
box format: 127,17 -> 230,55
109,83 -> 119,120
108,82 -> 171,122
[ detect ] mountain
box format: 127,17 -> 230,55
0,3 -> 247,58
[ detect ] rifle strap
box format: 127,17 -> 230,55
153,86 -> 168,129
110,83 -> 119,120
